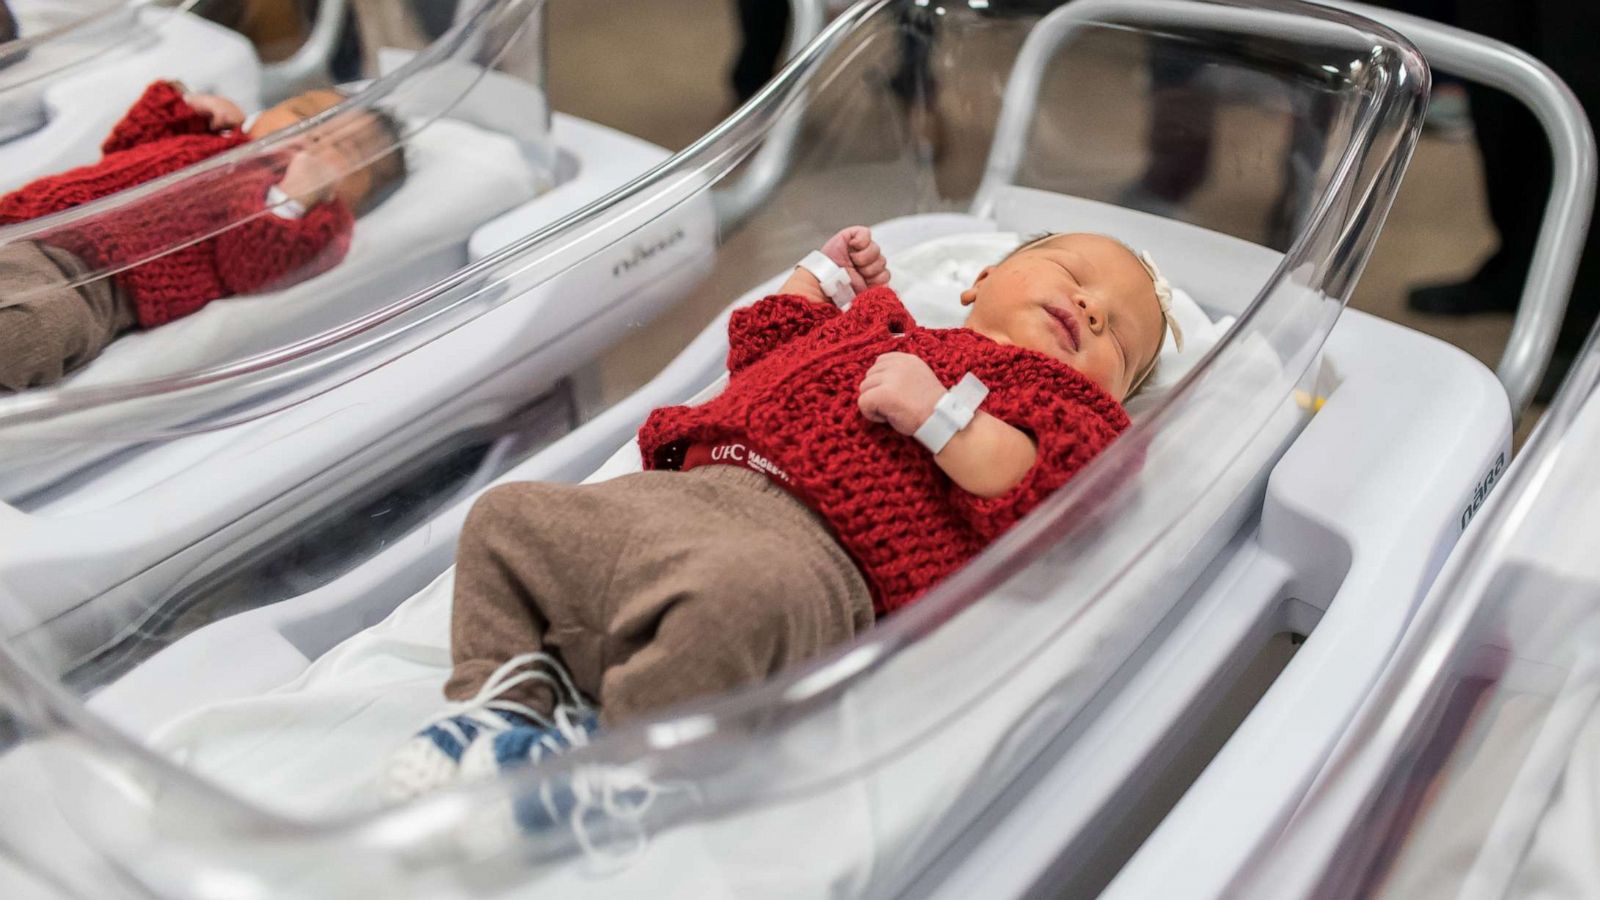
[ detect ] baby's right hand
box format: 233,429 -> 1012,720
821,226 -> 890,293
184,92 -> 246,132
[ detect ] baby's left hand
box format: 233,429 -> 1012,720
859,352 -> 945,435
185,92 -> 246,131
821,226 -> 890,293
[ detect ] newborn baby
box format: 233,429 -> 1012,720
0,80 -> 407,391
383,227 -> 1177,812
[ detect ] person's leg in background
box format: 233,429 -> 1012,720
0,0 -> 17,44
0,0 -> 24,71
1406,0 -> 1538,318
1122,49 -> 1216,216
194,0 -> 311,64
1527,0 -> 1600,397
886,4 -> 942,160
1408,0 -> 1600,398
411,0 -> 461,40
1265,86 -> 1335,250
730,0 -> 790,106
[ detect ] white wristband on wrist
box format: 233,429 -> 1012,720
265,184 -> 307,220
913,372 -> 990,454
798,250 -> 855,308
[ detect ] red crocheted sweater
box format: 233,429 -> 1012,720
0,81 -> 353,328
638,287 -> 1131,614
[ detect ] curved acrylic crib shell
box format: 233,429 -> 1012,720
0,1 -> 1429,896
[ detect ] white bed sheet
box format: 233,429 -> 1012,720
61,117 -> 541,389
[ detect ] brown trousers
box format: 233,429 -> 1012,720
0,242 -> 136,392
445,465 -> 875,727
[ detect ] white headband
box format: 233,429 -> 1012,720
1136,249 -> 1183,353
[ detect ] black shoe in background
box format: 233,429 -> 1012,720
1407,278 -> 1521,316
1407,252 -> 1524,316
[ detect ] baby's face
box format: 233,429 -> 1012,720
247,89 -> 390,209
960,233 -> 1164,402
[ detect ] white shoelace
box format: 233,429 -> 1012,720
562,762 -> 669,873
432,651 -> 592,749
440,655 -> 696,872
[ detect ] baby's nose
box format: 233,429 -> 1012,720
1077,297 -> 1105,334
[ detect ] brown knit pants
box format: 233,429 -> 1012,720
445,465 -> 875,727
0,242 -> 137,391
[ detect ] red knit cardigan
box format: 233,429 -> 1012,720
639,287 -> 1131,614
0,81 -> 353,328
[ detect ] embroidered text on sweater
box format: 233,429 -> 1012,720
638,287 -> 1131,614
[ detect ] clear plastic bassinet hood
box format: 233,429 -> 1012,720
0,1 -> 1430,896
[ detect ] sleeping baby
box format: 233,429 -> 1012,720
383,226 -> 1182,815
0,80 -> 407,391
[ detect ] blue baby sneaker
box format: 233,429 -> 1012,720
458,702 -> 594,772
381,652 -> 593,803
381,706 -> 545,803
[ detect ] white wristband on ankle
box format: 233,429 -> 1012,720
798,250 -> 855,308
913,372 -> 989,454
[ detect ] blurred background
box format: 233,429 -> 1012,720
40,0 -> 1592,441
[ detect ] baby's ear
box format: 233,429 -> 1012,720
959,265 -> 994,306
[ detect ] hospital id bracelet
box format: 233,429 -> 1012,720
265,184 -> 307,220
798,250 -> 855,308
913,372 -> 990,454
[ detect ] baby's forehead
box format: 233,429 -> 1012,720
1032,235 -> 1153,299
1029,232 -> 1137,268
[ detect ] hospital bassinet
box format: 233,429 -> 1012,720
0,1 -> 1557,896
1224,286 -> 1600,900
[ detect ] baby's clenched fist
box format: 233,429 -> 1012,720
822,226 -> 891,294
184,92 -> 246,131
858,352 -> 945,435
